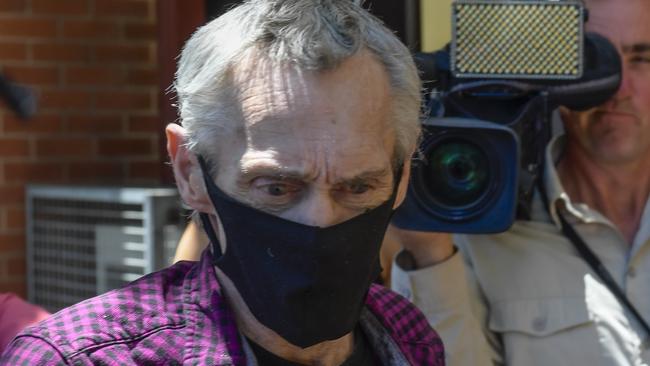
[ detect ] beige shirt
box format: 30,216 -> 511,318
392,135 -> 650,366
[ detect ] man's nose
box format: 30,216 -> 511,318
613,63 -> 634,101
290,192 -> 343,228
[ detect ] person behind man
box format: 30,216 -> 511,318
388,0 -> 650,364
0,293 -> 50,354
1,1 -> 445,365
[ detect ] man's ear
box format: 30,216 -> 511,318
393,156 -> 412,210
166,123 -> 215,214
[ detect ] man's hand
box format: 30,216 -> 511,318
385,225 -> 455,269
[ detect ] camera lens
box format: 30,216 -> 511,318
423,139 -> 489,209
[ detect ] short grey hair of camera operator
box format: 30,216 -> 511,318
174,0 -> 422,170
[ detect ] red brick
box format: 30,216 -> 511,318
3,114 -> 63,133
95,0 -> 150,18
125,67 -> 158,86
0,279 -> 27,297
64,66 -> 122,86
33,0 -> 89,16
67,115 -> 123,133
33,43 -> 91,62
62,20 -> 120,39
128,161 -> 160,180
36,138 -> 94,157
127,115 -> 160,132
0,42 -> 27,60
3,65 -> 59,86
4,162 -> 65,184
94,91 -> 152,111
5,207 -> 25,230
4,210 -> 23,231
0,18 -> 58,38
0,138 -> 29,157
124,23 -> 156,40
7,255 -> 26,276
40,90 -> 93,110
0,186 -> 25,205
97,138 -> 152,156
68,161 -> 123,181
94,44 -> 151,64
0,0 -> 27,13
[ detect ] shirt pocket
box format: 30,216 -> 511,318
488,297 -> 607,366
489,297 -> 591,336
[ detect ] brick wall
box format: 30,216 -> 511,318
0,0 -> 162,297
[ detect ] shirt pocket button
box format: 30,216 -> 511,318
532,316 -> 547,332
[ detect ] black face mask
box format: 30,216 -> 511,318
197,156 -> 400,348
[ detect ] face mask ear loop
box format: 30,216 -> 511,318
199,212 -> 223,258
197,155 -> 223,258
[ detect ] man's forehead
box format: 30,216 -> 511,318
231,50 -> 390,101
585,0 -> 650,50
227,49 -> 393,131
213,49 -> 396,181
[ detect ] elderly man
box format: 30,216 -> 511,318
1,1 -> 444,365
389,0 -> 650,365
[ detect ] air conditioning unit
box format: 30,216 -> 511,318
26,185 -> 187,313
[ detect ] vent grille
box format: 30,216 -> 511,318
27,186 -> 183,312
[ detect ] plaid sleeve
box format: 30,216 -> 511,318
1,335 -> 67,366
366,284 -> 446,365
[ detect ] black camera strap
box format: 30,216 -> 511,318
538,169 -> 650,345
556,211 -> 650,345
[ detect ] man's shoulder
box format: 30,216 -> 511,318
365,284 -> 445,364
15,260 -> 198,358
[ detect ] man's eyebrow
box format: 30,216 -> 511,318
334,168 -> 393,185
238,166 -> 393,184
239,166 -> 310,182
622,43 -> 650,54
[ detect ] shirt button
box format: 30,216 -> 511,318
532,316 -> 547,332
628,267 -> 637,278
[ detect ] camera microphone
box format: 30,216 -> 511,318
0,74 -> 37,120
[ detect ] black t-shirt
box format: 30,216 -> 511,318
246,327 -> 376,365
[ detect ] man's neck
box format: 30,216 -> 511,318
557,144 -> 650,245
213,266 -> 355,366
242,328 -> 354,366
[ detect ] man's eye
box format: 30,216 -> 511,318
629,56 -> 650,64
347,182 -> 371,194
265,183 -> 291,196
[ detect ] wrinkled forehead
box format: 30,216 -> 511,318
231,55 -> 314,124
228,49 -> 393,130
585,0 -> 650,51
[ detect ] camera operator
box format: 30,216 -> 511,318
389,0 -> 650,365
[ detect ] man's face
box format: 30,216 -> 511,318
210,51 -> 398,227
561,0 -> 650,164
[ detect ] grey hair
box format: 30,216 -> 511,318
174,0 -> 421,167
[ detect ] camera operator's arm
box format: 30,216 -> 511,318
387,225 -> 502,366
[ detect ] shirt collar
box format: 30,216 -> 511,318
542,134 -> 610,228
542,132 -> 650,236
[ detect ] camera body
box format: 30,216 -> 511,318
394,78 -> 550,233
393,0 -> 621,234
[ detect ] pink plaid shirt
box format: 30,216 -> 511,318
1,250 -> 444,365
